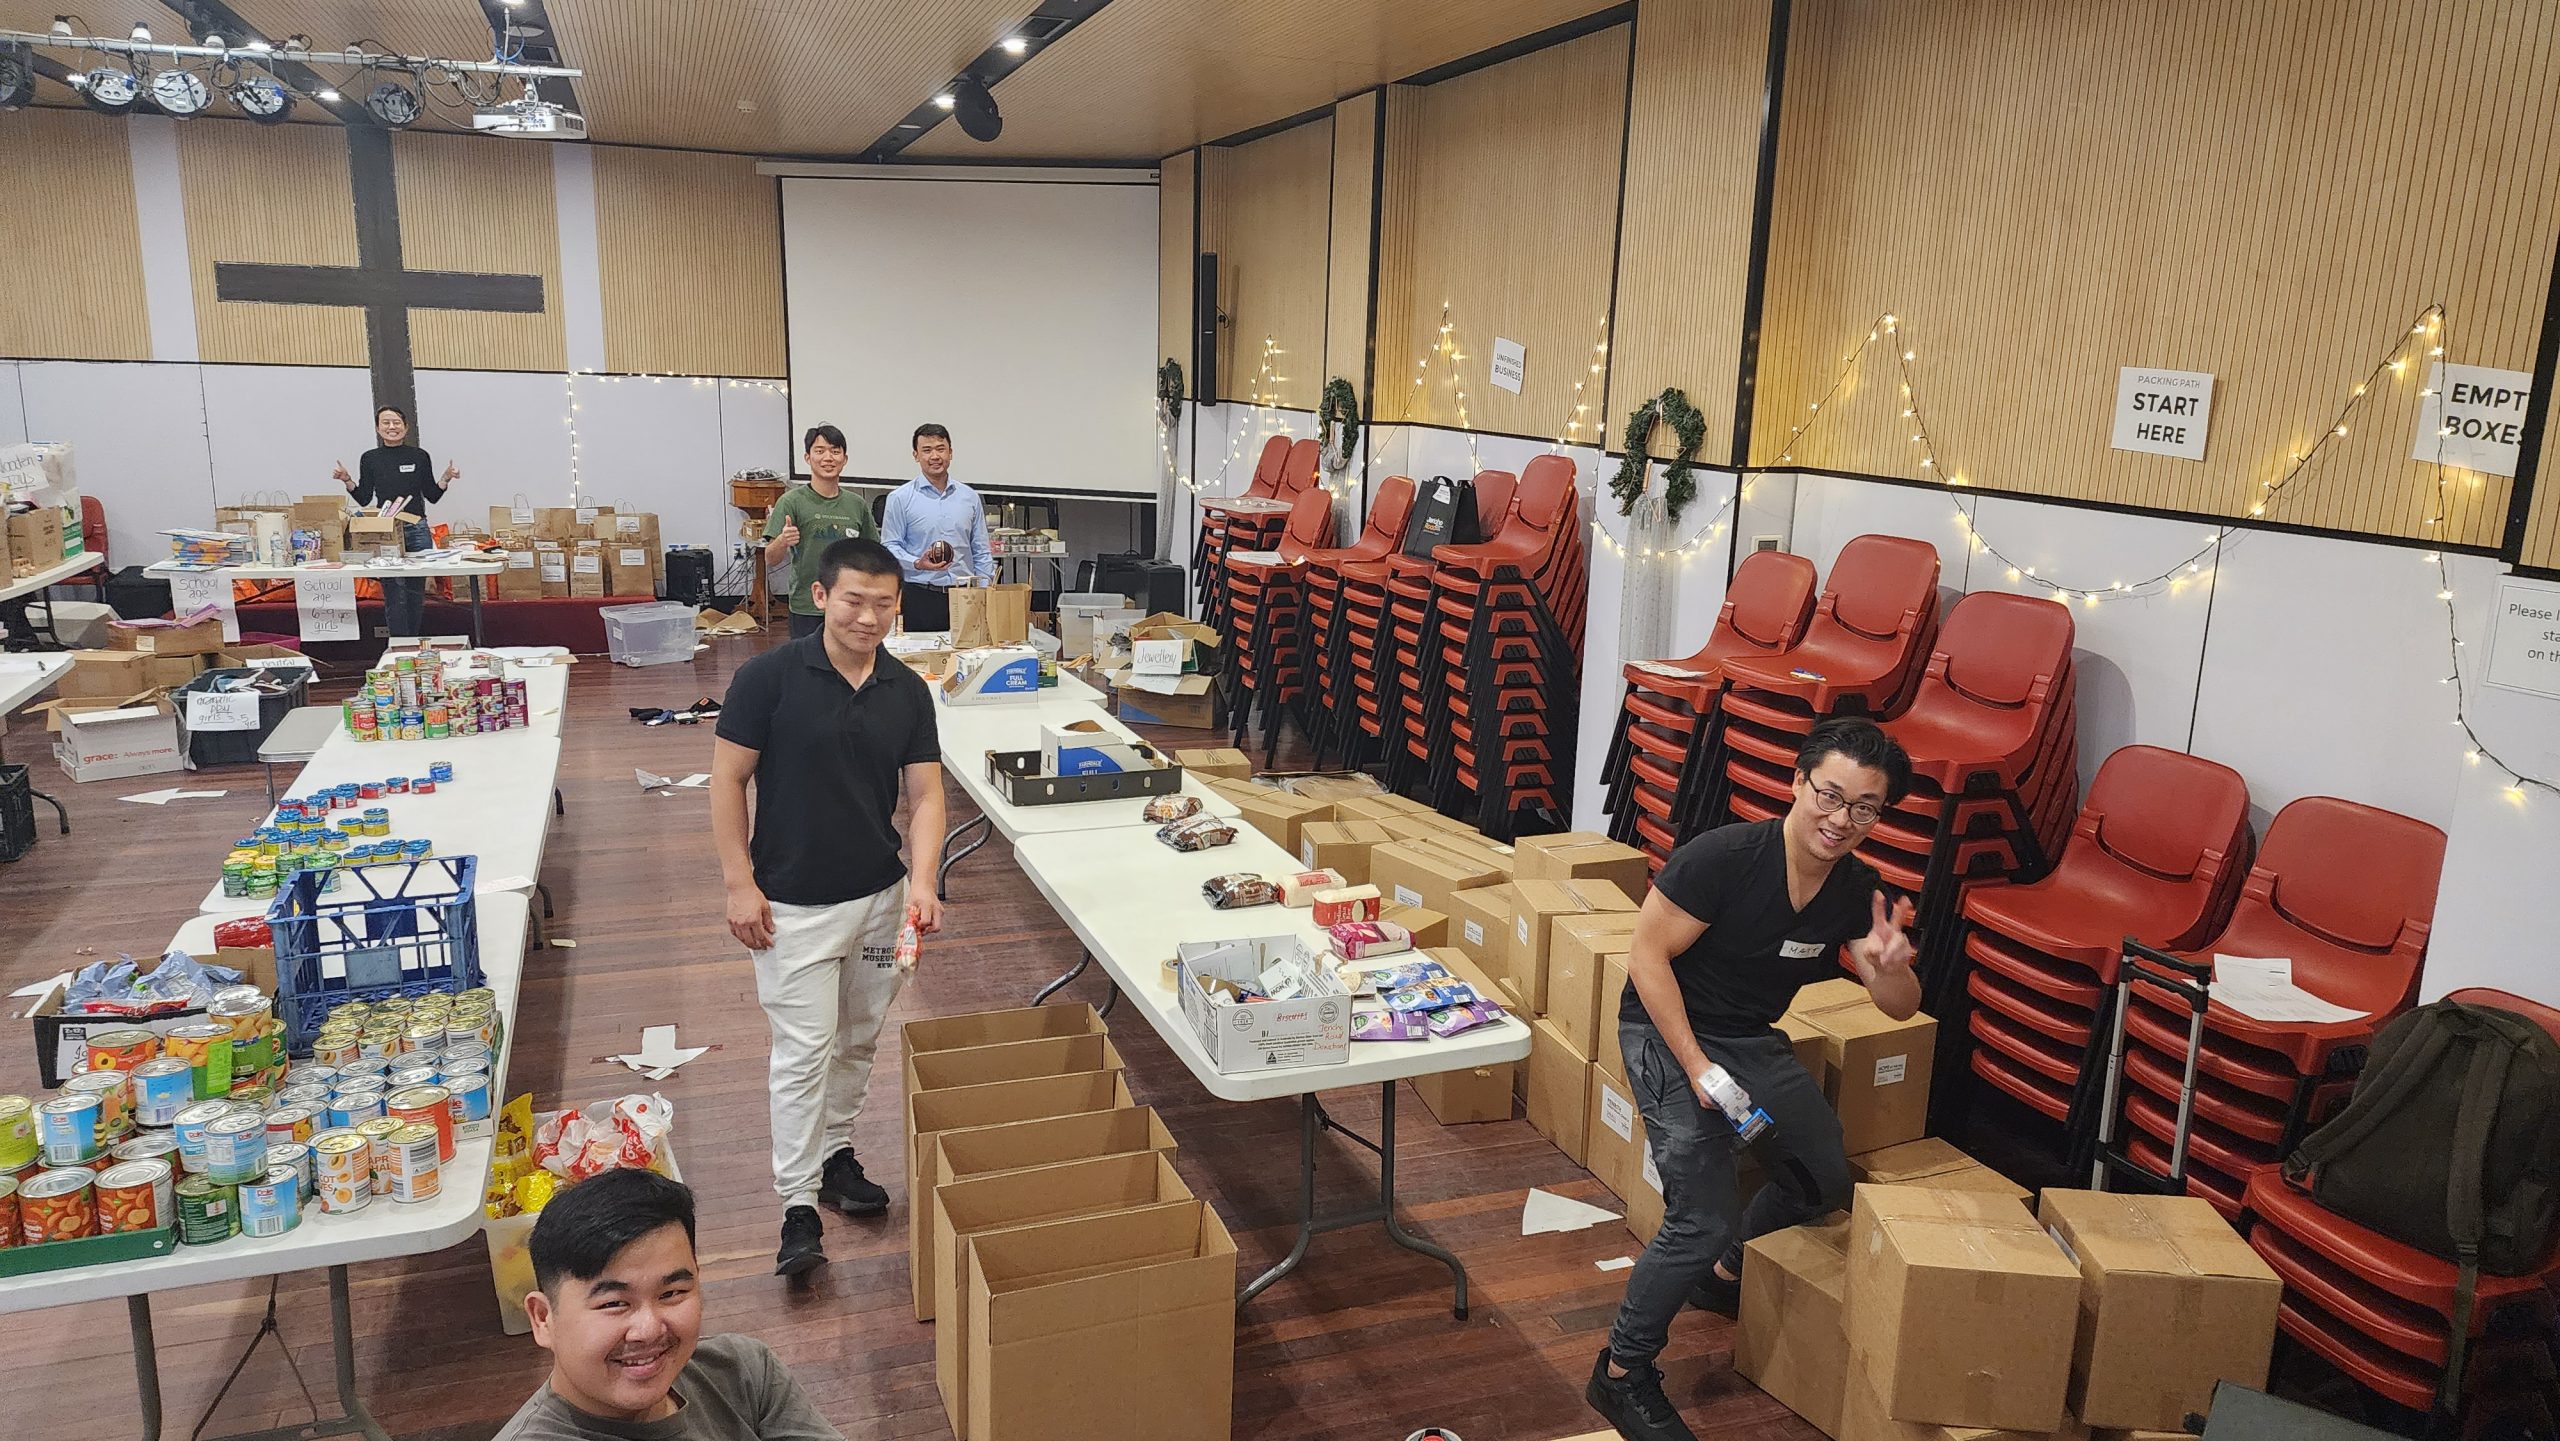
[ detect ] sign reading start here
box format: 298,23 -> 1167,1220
2110,367 -> 2216,462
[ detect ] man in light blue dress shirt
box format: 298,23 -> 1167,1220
879,423 -> 993,633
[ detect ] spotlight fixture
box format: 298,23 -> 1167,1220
77,64 -> 140,112
317,86 -> 339,101
48,16 -> 71,39
951,74 -> 1001,142
148,66 -> 212,115
1000,35 -> 1027,55
365,78 -> 422,126
0,45 -> 31,110
228,70 -> 294,123
932,91 -> 954,109
245,39 -> 270,52
129,22 -> 149,42
282,34 -> 310,56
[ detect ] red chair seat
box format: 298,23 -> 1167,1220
1971,1047 -> 2074,1122
2123,1132 -> 2250,1219
2244,1158 -> 2557,1320
1966,929 -> 2106,1006
1968,967 -> 2097,1046
1970,1003 -> 2083,1086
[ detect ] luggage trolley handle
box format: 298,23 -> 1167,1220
2092,940 -> 2216,1191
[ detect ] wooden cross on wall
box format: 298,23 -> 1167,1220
214,125 -> 546,430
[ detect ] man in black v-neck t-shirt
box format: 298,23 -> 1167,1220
1588,718 -> 1919,1441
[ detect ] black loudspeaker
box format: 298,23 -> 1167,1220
1093,553 -> 1186,615
1194,252 -> 1219,402
663,546 -> 716,607
952,76 -> 1002,142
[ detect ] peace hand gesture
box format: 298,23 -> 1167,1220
1851,890 -> 1917,976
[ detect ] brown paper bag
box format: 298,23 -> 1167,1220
575,505 -> 615,542
497,533 -> 543,599
536,540 -> 570,598
490,493 -> 537,535
570,538 -> 607,597
949,583 -> 1032,648
609,538 -> 656,598
611,503 -> 664,587
534,508 -> 582,543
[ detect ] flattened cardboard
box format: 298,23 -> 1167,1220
1845,1185 -> 2081,1433
2037,1189 -> 2281,1431
1737,1219 -> 1852,1438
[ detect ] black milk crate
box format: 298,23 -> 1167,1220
984,749 -> 1184,806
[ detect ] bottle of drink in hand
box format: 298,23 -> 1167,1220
1695,1061 -> 1775,1144
894,907 -> 921,974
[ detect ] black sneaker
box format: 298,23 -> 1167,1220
1586,1346 -> 1699,1441
1686,1267 -> 1741,1316
817,1149 -> 889,1217
775,1206 -> 826,1276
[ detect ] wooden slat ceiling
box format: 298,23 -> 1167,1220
907,0 -> 1615,160
1,0 -> 1612,157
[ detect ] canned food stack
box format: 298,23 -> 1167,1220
342,649 -> 527,742
219,785 -> 449,899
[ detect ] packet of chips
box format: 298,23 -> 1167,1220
1371,958 -> 1454,992
1143,794 -> 1202,824
1201,873 -> 1280,908
1384,980 -> 1482,1013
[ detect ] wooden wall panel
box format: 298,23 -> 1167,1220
1756,0 -> 2560,549
1374,26 -> 1630,438
2527,421 -> 2560,572
178,121 -> 363,366
0,110 -> 150,361
393,132 -> 564,373
1610,0 -> 1772,458
594,147 -> 785,378
1200,117 -> 1333,409
1159,150 -> 1196,381
1325,93 -> 1380,402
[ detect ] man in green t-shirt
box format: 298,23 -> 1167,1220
765,425 -> 883,638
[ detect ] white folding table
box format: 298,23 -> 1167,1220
144,557 -> 508,646
0,652 -> 75,837
1011,827 -> 1531,1317
0,891 -> 530,1441
0,549 -> 107,648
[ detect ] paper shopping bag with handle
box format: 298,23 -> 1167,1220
949,582 -> 1032,648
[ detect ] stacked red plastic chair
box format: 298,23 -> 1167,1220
1601,549 -> 1819,853
1332,471 -> 1517,775
1387,454 -> 1588,836
1294,475 -> 1416,768
1220,482 -> 1335,760
2238,989 -> 2560,1428
1952,745 -> 2253,1133
2108,797 -> 2446,1218
1193,434 -> 1300,622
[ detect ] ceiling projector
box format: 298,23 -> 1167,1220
473,95 -> 585,138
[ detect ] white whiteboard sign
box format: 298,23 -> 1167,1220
2486,577 -> 2560,701
2414,363 -> 2532,477
2110,367 -> 2216,462
1490,337 -> 1527,396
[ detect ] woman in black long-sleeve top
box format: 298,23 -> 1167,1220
333,406 -> 459,639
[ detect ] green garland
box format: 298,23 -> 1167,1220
1609,387 -> 1707,523
1156,358 -> 1184,426
1318,377 -> 1361,471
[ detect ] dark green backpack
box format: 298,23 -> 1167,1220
2284,1000 -> 2560,1410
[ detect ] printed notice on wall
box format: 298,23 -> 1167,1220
2110,367 -> 2215,461
2414,363 -> 2532,477
1491,337 -> 1527,395
168,573 -> 240,643
297,571 -> 360,642
2486,577 -> 2560,702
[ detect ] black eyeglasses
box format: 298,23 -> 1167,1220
1808,783 -> 1884,827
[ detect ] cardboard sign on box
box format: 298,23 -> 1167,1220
935,1152 -> 1195,1440
906,1068 -> 1133,1320
1369,839 -> 1501,915
2037,1190 -> 2282,1431
1851,1138 -> 2030,1203
1513,831 -> 1652,896
1547,911 -> 1641,1058
1845,1186 -> 2082,1433
965,1200 -> 1237,1441
1526,1019 -> 1593,1163
1449,882 -> 1518,972
1794,988 -> 1937,1156
1510,878 -> 1638,1013
1296,820 -> 1393,884
1737,1219 -> 1852,1440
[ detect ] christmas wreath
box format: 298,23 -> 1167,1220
1156,358 -> 1184,428
1318,377 -> 1361,473
1608,387 -> 1707,523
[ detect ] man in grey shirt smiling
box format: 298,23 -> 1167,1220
500,1169 -> 841,1439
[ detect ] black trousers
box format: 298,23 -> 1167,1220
902,582 -> 954,632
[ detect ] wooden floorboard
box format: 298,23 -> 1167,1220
0,635 -> 1807,1440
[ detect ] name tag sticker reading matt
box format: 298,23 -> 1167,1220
1779,939 -> 1826,959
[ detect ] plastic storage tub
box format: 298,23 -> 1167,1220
175,664 -> 314,769
601,601 -> 699,666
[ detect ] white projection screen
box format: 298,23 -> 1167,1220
780,175 -> 1159,497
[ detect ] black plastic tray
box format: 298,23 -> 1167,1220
985,749 -> 1184,806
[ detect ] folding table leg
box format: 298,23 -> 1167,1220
938,814 -> 992,900
127,1294 -> 164,1441
131,1267 -> 392,1441
1032,949 -> 1091,1005
1236,1087 -> 1469,1319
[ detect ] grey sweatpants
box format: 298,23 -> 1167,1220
1606,1021 -> 1853,1366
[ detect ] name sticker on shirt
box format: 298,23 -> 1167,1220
1779,939 -> 1827,959
398,463 -> 417,473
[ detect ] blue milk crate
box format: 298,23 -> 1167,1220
265,854 -> 482,1055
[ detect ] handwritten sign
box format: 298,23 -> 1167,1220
185,690 -> 261,732
1490,337 -> 1527,396
296,571 -> 360,643
2110,367 -> 2215,462
168,573 -> 240,643
2415,363 -> 2532,477
2486,577 -> 2560,701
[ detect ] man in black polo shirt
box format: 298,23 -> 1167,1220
711,537 -> 946,1278
1587,717 -> 1919,1441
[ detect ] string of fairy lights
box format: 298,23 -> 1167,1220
559,368 -> 788,495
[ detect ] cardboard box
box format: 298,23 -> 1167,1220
1778,1012 -> 1833,1079
1379,903 -> 1447,950
1126,612 -> 1219,672
1174,746 -> 1252,780
54,694 -> 181,781
1846,1186 -> 2081,1432
947,647 -> 1043,705
1228,788 -> 1332,854
1513,831 -> 1652,896
1793,977 -> 1870,1013
1329,795 -> 1408,825
1585,1069 -> 1644,1202
906,1034 -> 1126,1099
1432,829 -> 1517,880
214,643 -> 306,669
903,1005 -> 1108,1086
1295,820 -> 1393,884
1548,911 -> 1641,1058
24,945 -> 278,1089
1406,949 -> 1514,1124
107,614 -> 225,657
965,1200 -> 1236,1441
931,1107 -> 1177,1195
1110,670 -> 1223,727
1370,840 -> 1501,916
347,512 -> 403,557
8,507 -> 65,575
1598,958 -> 1633,1083
1839,1370 -> 2091,1441
1510,878 -> 1639,1013
1851,1138 -> 2030,1203
907,1069 -> 1135,1319
1526,1019 -> 1592,1163
2037,1190 -> 2282,1431
1449,882 -> 1517,972
1737,1219 -> 1852,1439
936,1152 -> 1194,1439
1794,988 -> 1936,1156
1175,935 -> 1353,1074
1040,719 -> 1151,777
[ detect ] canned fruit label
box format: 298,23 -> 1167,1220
385,1122 -> 441,1203
131,1059 -> 195,1128
240,1167 -> 301,1237
203,1114 -> 269,1184
96,1159 -> 172,1233
36,1095 -> 101,1165
21,1167 -> 97,1243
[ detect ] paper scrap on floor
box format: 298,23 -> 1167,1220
2212,954 -> 2369,1024
616,1024 -> 708,1080
119,788 -> 227,805
1523,1187 -> 1622,1235
1595,1256 -> 1635,1272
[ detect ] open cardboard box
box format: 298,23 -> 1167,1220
906,1069 -> 1135,1320
26,945 -> 278,1088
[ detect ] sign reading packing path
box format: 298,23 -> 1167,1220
2110,367 -> 2216,462
2414,363 -> 2532,477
